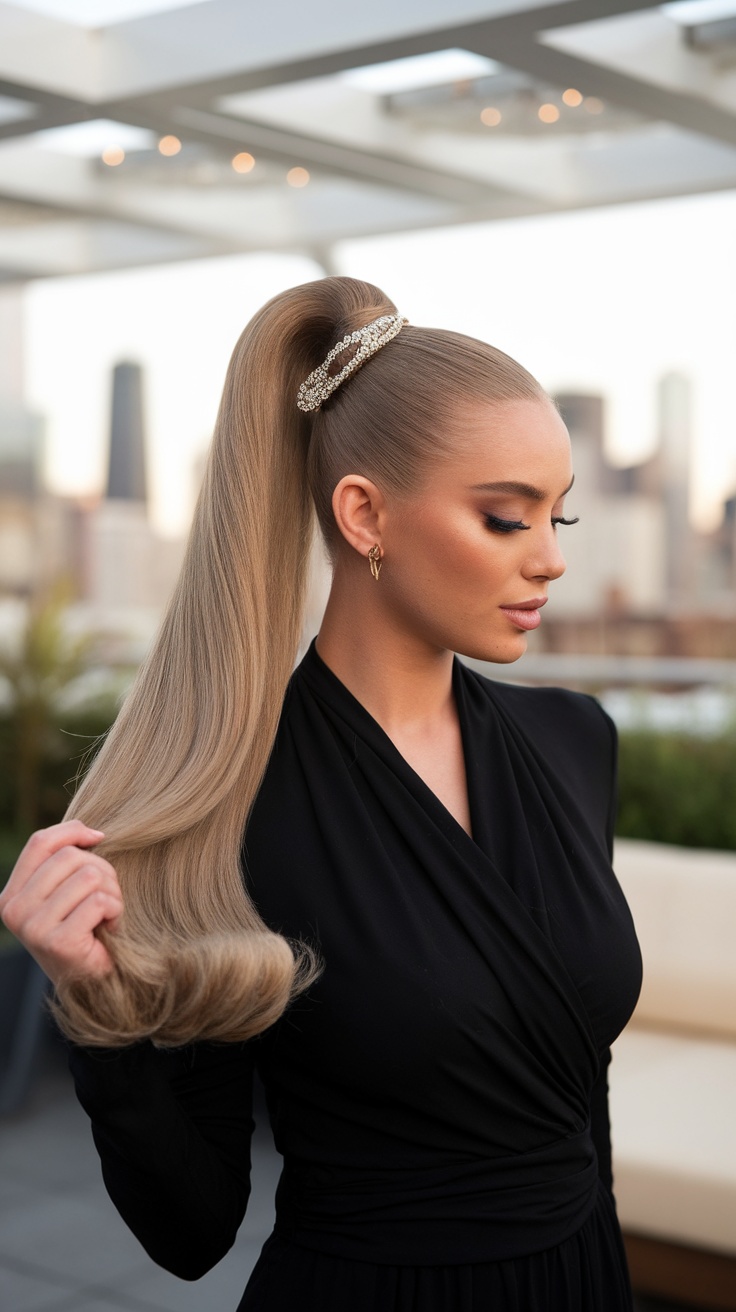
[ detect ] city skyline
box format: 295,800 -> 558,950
17,186 -> 736,538
2,347 -> 734,652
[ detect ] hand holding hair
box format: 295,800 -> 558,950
0,820 -> 122,987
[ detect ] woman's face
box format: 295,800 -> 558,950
379,397 -> 575,665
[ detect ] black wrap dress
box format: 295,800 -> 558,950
70,639 -> 643,1311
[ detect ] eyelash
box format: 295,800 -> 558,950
484,514 -> 580,534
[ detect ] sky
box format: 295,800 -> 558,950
24,186 -> 736,538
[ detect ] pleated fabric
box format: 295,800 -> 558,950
239,1181 -> 632,1312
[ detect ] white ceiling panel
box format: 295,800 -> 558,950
1,0 -> 736,282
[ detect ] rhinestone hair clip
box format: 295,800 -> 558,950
296,313 -> 408,413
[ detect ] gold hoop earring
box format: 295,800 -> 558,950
368,545 -> 382,581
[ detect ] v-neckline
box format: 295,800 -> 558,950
303,639 -> 481,853
294,640 -> 605,1058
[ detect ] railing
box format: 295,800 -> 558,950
462,653 -> 736,688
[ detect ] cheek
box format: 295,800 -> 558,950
448,529 -> 504,577
391,515 -> 511,605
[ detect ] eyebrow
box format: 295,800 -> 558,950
469,475 -> 575,500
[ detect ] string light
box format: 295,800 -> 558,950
480,106 -> 502,127
287,167 -> 310,187
232,152 -> 255,173
102,145 -> 125,166
158,135 -> 181,156
562,88 -> 583,107
584,97 -> 604,114
538,103 -> 560,123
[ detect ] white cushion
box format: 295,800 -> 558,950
609,1027 -> 736,1255
613,839 -> 736,1038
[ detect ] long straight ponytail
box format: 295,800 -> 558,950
53,272 -> 540,1047
53,279 -> 385,1046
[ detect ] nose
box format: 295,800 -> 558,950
522,526 -> 567,584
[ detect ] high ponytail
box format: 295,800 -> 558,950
54,277 -> 394,1047
53,274 -> 545,1047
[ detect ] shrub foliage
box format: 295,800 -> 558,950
616,730 -> 736,851
0,706 -> 112,886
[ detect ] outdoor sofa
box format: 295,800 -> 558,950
610,838 -> 736,1310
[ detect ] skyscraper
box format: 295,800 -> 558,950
106,362 -> 148,505
88,359 -> 184,611
554,393 -> 606,498
550,390 -> 667,616
657,371 -> 694,604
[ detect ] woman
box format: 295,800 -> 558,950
0,276 -> 642,1310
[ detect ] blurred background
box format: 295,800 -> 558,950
1,1 -> 736,1310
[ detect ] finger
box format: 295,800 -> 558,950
0,822 -> 105,905
33,865 -> 123,935
22,879 -> 123,970
26,848 -> 120,906
26,887 -> 124,953
40,895 -> 123,982
1,852 -> 121,940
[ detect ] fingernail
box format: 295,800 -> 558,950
89,828 -> 105,837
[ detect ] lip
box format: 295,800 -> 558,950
499,597 -> 548,632
501,597 -> 548,611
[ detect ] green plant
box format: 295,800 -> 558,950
0,585 -> 108,836
0,587 -> 120,916
616,729 -> 736,851
0,704 -> 114,954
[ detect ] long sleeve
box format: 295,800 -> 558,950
69,1038 -> 255,1279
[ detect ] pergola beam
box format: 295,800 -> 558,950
1,0 -> 736,282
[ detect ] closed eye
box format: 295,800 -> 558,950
484,513 -> 580,534
484,514 -> 530,533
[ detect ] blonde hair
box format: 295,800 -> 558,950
56,276 -> 546,1047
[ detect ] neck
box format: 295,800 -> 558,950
315,565 -> 456,737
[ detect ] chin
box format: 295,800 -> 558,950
457,634 -> 528,666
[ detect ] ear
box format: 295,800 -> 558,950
331,474 -> 387,559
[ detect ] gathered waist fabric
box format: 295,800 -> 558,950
273,1126 -> 600,1266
